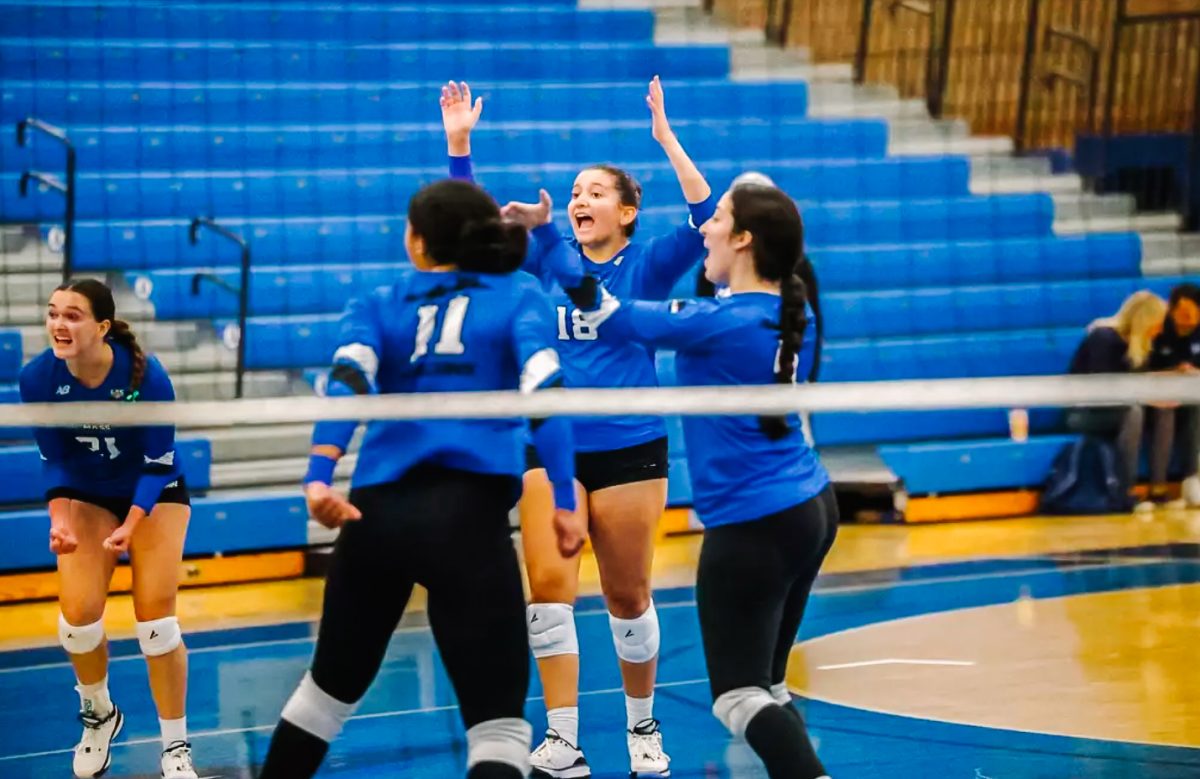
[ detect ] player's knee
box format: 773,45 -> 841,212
466,717 -> 531,775
281,671 -> 360,743
136,615 -> 182,657
526,603 -> 578,659
712,687 -> 776,738
528,561 -> 579,599
58,613 -> 105,655
608,600 -> 659,664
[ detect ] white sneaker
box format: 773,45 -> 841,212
628,718 -> 671,778
1182,475 -> 1200,507
161,741 -> 197,779
73,705 -> 123,778
530,729 -> 590,778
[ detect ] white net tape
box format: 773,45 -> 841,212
7,374 -> 1200,428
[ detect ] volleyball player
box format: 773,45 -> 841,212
19,279 -> 197,779
441,78 -> 714,778
571,184 -> 836,779
257,179 -> 584,779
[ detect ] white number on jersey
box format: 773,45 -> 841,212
556,306 -> 598,341
76,436 -> 121,459
411,296 -> 471,362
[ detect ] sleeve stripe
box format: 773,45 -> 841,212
333,343 -> 379,384
144,451 -> 176,467
520,348 -> 561,395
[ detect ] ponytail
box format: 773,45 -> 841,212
108,318 -> 146,394
451,217 -> 528,274
758,271 -> 807,440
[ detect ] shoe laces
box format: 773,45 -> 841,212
163,741 -> 194,769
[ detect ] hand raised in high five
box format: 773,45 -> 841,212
440,80 -> 483,156
499,189 -> 554,230
646,75 -> 674,146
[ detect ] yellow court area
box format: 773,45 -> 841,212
789,582 -> 1200,749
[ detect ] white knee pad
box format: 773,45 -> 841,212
281,671 -> 359,743
136,616 -> 182,657
466,717 -> 532,773
58,614 -> 105,655
713,687 -> 777,739
527,603 -> 578,659
770,682 -> 792,706
609,601 -> 659,664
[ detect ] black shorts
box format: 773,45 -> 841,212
526,436 -> 669,493
46,476 -> 190,522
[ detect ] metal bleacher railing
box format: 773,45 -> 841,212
15,117 -> 75,281
723,0 -> 1200,229
188,217 -> 251,400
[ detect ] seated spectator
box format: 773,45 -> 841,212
1066,290 -> 1167,510
1146,283 -> 1200,507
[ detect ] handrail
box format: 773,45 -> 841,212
764,0 -> 796,46
189,217 -> 251,400
16,118 -> 76,282
854,0 -> 955,117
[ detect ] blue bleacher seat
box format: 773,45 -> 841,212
879,435 -> 1077,494
0,157 -> 970,222
0,492 -> 308,572
1,80 -> 810,126
0,39 -> 731,82
3,118 -> 890,173
0,331 -> 20,383
0,438 -> 213,505
811,233 -> 1143,292
1,3 -> 655,43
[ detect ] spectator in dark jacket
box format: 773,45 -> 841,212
1067,290 -> 1167,510
1145,283 -> 1200,507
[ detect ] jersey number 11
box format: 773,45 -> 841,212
411,296 -> 470,362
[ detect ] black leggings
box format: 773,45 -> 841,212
696,486 -> 839,700
311,466 -> 529,729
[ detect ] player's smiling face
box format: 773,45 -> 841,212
46,289 -> 109,360
700,192 -> 749,285
568,169 -> 636,249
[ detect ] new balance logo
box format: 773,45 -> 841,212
625,629 -> 635,638
56,385 -> 71,396
149,630 -> 158,640
530,615 -> 539,623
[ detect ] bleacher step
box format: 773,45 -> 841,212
171,370 -> 307,401
210,453 -> 358,490
1055,211 -> 1182,235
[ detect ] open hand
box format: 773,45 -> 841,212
500,189 -> 553,230
440,81 -> 483,143
305,482 -> 362,529
646,75 -> 673,145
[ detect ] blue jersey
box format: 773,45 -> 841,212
450,154 -> 716,452
591,293 -> 829,527
311,268 -> 576,508
19,342 -> 182,514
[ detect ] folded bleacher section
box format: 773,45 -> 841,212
1,0 -> 1197,580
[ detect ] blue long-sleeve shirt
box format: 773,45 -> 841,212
450,153 -> 716,452
310,267 -> 577,511
19,342 -> 182,514
587,292 -> 829,526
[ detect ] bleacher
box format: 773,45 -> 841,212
1,0 -> 1198,577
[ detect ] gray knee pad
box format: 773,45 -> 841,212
280,671 -> 359,743
712,687 -> 777,739
466,717 -> 532,773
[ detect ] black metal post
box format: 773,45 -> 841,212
189,217 -> 251,399
854,0 -> 876,84
16,118 -> 76,282
927,0 -> 957,118
1014,0 -> 1041,152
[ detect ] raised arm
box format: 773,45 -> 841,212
441,80 -> 482,180
649,75 -> 711,206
